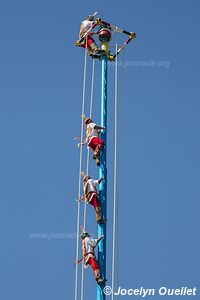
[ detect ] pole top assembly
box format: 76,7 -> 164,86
75,16 -> 136,61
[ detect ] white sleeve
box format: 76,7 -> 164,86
89,238 -> 98,247
93,180 -> 99,187
90,122 -> 96,130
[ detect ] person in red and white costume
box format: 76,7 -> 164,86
78,15 -> 104,58
75,14 -> 115,61
79,175 -> 104,223
76,231 -> 104,286
84,117 -> 106,166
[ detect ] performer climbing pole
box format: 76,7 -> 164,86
76,229 -> 104,286
79,173 -> 104,224
74,13 -> 136,300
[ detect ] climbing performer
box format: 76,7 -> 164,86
85,117 -> 106,166
76,230 -> 104,286
75,13 -> 104,59
79,174 -> 104,224
78,117 -> 106,166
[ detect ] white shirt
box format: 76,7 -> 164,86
87,122 -> 99,141
82,236 -> 98,262
80,20 -> 94,37
86,179 -> 99,194
83,236 -> 98,254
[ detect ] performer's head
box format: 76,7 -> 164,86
84,117 -> 92,125
87,15 -> 94,22
81,231 -> 90,240
83,175 -> 90,182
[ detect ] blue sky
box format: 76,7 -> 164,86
0,0 -> 200,299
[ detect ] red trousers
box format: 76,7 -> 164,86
87,257 -> 99,271
82,33 -> 95,49
88,137 -> 104,151
88,193 -> 100,209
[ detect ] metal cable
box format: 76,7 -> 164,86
80,58 -> 95,300
116,49 -> 125,296
111,41 -> 118,300
74,37 -> 88,300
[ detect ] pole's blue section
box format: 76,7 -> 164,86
97,54 -> 107,300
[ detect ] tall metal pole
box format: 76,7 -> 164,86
97,42 -> 108,300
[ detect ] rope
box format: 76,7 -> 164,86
80,58 -> 95,300
74,37 -> 88,300
116,49 -> 125,291
89,59 -> 95,119
112,41 -> 118,300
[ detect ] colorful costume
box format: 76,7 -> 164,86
86,120 -> 104,166
78,16 -> 102,57
82,233 -> 103,286
83,177 -> 103,223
